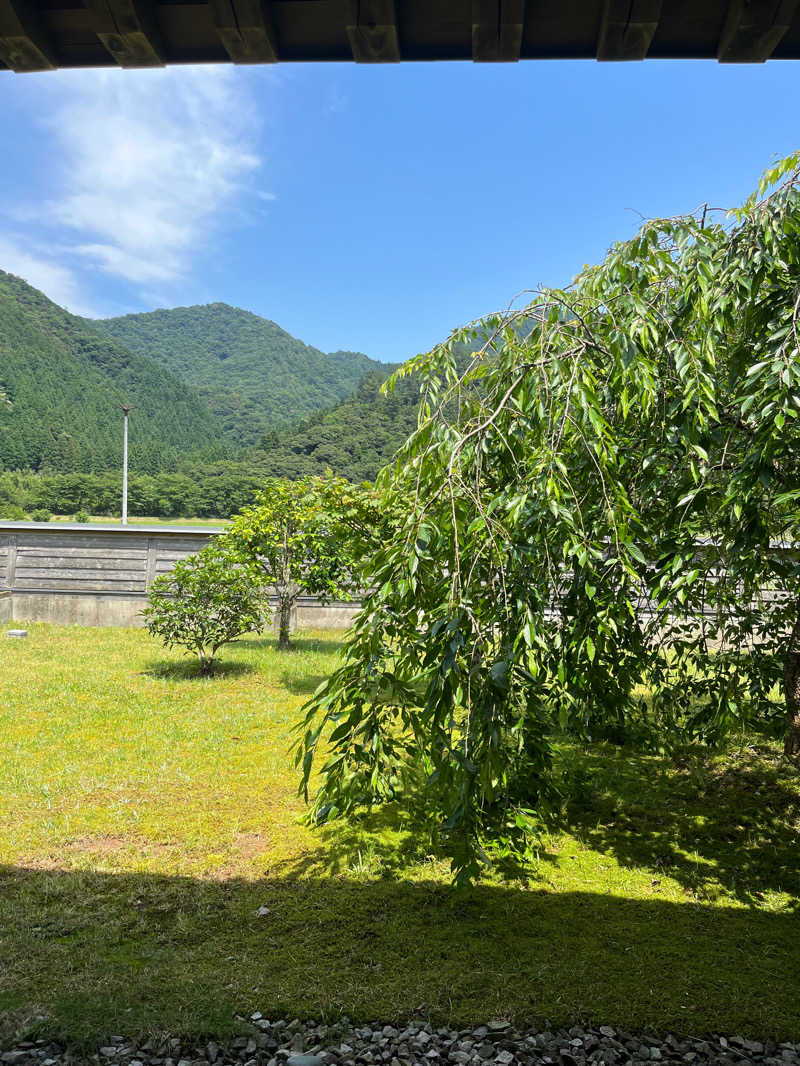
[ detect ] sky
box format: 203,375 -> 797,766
0,58 -> 798,362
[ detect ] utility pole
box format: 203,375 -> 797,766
118,404 -> 134,525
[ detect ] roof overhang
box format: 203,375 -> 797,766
2,0 -> 800,73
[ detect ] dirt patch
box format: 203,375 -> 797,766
15,836 -> 185,870
63,834 -> 129,856
232,831 -> 273,860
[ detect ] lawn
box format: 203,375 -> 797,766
47,516 -> 230,528
1,624 -> 799,1049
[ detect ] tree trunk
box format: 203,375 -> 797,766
784,594 -> 800,757
278,594 -> 293,651
277,536 -> 295,651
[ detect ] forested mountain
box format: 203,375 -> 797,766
255,338 -> 481,482
256,371 -> 421,482
0,269 -> 484,512
0,371 -> 426,518
0,271 -> 227,474
94,304 -> 395,448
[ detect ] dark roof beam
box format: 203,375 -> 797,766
472,0 -> 524,61
210,0 -> 277,63
718,0 -> 800,62
84,0 -> 164,66
597,0 -> 663,60
346,0 -> 400,62
0,0 -> 55,71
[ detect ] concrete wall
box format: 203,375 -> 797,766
0,522 -> 361,629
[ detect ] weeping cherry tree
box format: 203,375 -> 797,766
297,153 -> 800,882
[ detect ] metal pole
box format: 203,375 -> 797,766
122,410 -> 128,525
118,403 -> 133,526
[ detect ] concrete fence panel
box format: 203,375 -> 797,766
0,522 -> 361,630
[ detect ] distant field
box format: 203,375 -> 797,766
1,624 -> 799,1050
47,515 -> 230,528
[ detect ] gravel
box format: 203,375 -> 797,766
1,1018 -> 794,1066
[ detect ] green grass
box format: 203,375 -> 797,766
47,516 -> 230,527
1,624 -> 799,1048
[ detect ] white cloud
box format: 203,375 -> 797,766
0,237 -> 97,317
36,65 -> 268,287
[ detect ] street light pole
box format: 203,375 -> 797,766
118,404 -> 134,525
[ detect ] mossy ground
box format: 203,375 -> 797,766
1,625 -> 798,1049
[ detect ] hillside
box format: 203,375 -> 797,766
256,338 -> 481,482
0,270 -> 227,474
94,304 -> 395,448
255,370 -> 419,482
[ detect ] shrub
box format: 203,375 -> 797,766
74,511 -> 90,523
0,504 -> 28,521
29,508 -> 52,522
143,542 -> 266,674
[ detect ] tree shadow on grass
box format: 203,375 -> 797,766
140,659 -> 257,681
279,672 -> 330,696
560,741 -> 800,909
271,806 -> 435,878
1,863 -> 799,1052
235,635 -> 347,656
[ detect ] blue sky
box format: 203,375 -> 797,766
1,58 -> 798,362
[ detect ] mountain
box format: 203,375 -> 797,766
255,370 -> 420,482
0,270 -> 227,474
93,303 -> 395,448
255,338 -> 480,482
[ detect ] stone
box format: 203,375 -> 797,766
0,1018 -> 786,1066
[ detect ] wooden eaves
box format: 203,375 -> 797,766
2,0 -> 800,73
